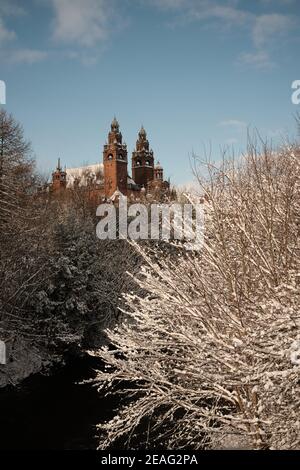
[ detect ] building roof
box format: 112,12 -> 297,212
66,163 -> 103,187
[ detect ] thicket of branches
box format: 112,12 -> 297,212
94,136 -> 300,450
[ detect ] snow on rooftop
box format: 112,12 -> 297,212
127,176 -> 136,185
66,163 -> 103,187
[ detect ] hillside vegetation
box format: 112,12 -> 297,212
0,109 -> 140,386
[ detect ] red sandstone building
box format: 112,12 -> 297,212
51,118 -> 169,202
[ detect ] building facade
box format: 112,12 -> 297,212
51,118 -> 169,202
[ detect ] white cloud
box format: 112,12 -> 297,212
0,17 -> 16,44
150,0 -> 298,69
238,50 -> 274,69
66,49 -> 101,66
259,0 -> 295,4
8,48 -> 47,64
252,13 -> 294,48
219,119 -> 247,129
0,5 -> 46,65
51,0 -> 114,47
238,13 -> 295,69
188,4 -> 251,26
149,0 -> 252,25
149,0 -> 188,9
0,0 -> 26,17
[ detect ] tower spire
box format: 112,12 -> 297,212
111,116 -> 119,132
139,125 -> 146,139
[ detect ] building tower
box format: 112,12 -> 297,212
51,158 -> 66,192
103,117 -> 128,198
132,126 -> 154,188
154,161 -> 163,182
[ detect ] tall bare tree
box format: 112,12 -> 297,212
0,109 -> 33,232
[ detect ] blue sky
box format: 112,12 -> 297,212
0,0 -> 299,185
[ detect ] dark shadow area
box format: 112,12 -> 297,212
0,354 -> 116,450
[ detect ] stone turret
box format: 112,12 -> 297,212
132,126 -> 154,188
51,158 -> 66,192
103,117 -> 128,197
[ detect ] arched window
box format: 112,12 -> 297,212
107,154 -> 113,161
145,160 -> 150,166
136,160 -> 141,166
